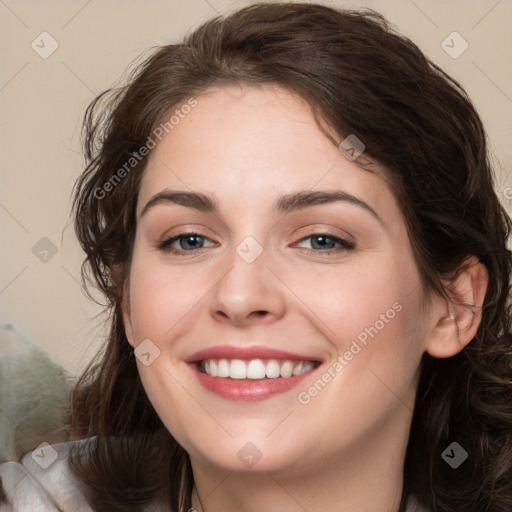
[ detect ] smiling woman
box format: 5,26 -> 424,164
1,2 -> 511,512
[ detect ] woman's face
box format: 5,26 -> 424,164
123,83 -> 438,476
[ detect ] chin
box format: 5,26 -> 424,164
183,431 -> 304,473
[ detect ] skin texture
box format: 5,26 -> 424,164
122,83 -> 488,512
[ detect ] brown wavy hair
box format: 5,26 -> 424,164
66,3 -> 512,511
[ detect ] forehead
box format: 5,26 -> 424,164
137,83 -> 399,223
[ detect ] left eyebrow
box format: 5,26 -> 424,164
139,189 -> 384,226
275,190 -> 384,226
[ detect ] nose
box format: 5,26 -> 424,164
209,243 -> 286,327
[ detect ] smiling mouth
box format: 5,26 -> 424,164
197,358 -> 321,379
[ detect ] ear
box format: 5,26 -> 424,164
425,256 -> 489,358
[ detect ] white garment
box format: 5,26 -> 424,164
0,438 -> 170,512
0,440 -> 94,512
0,439 -> 429,511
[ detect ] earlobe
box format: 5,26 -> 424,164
425,257 -> 489,359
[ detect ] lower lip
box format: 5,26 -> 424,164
190,364 -> 317,401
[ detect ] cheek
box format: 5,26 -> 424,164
126,253 -> 208,343
289,251 -> 426,390
291,252 -> 421,340
287,262 -> 426,445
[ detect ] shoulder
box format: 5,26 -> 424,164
0,438 -> 94,512
0,438 -> 169,512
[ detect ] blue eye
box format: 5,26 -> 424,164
295,234 -> 354,253
158,233 -> 215,254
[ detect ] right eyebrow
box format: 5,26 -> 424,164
140,191 -> 218,218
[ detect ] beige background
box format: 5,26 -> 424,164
1,0 -> 511,374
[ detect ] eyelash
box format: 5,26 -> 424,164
157,231 -> 355,256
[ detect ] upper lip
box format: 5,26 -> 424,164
185,345 -> 323,364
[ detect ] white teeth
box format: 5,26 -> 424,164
265,359 -> 280,378
247,359 -> 266,379
209,360 -> 218,377
292,362 -> 303,376
217,359 -> 230,378
302,362 -> 315,374
200,358 -> 317,379
229,359 -> 246,379
280,361 -> 294,378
